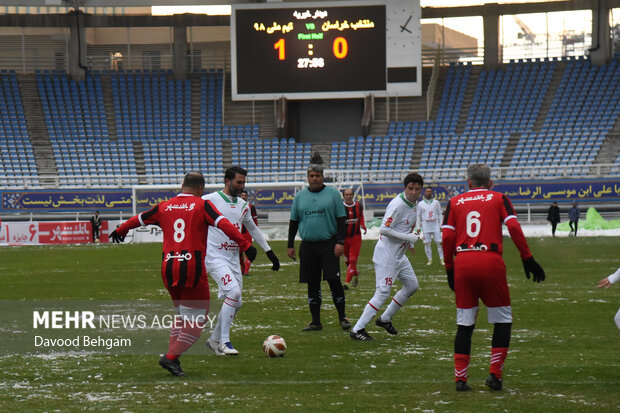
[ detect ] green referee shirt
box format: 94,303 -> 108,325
290,185 -> 346,242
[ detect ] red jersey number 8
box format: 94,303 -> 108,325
466,211 -> 481,238
173,218 -> 186,243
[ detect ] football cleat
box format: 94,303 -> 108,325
218,341 -> 239,356
426,260 -> 433,266
159,356 -> 186,377
351,276 -> 359,287
485,373 -> 503,390
350,328 -> 374,341
375,317 -> 398,335
302,323 -> 323,331
456,380 -> 471,392
343,283 -> 350,290
340,317 -> 352,330
206,338 -> 223,355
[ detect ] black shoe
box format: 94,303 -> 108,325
350,328 -> 374,341
340,317 -> 351,330
456,380 -> 472,392
375,317 -> 398,335
302,323 -> 323,331
485,373 -> 503,390
159,356 -> 186,377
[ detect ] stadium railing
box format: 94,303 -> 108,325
2,164 -> 619,189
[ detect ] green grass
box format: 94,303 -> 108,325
0,237 -> 619,412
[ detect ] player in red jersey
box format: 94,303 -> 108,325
110,172 -> 255,377
239,190 -> 259,276
441,164 -> 545,392
342,188 -> 367,289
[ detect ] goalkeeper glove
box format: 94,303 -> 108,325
522,257 -> 545,282
266,250 -> 280,271
109,230 -> 125,243
245,245 -> 257,262
446,268 -> 455,292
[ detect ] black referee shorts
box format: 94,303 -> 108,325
298,238 -> 341,283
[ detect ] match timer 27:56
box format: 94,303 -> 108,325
232,3 -> 386,99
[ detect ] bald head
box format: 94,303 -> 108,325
182,172 -> 206,196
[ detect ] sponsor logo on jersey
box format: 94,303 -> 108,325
165,203 -> 196,212
456,193 -> 494,205
304,208 -> 326,216
218,241 -> 239,251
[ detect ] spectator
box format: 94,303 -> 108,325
568,202 -> 580,236
546,202 -> 560,237
90,211 -> 101,243
310,151 -> 324,165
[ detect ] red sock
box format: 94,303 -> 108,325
168,316 -> 182,347
454,353 -> 471,382
490,347 -> 509,379
167,325 -> 202,357
244,257 -> 251,274
346,266 -> 355,283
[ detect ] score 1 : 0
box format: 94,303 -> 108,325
273,37 -> 349,61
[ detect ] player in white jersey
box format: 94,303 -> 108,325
598,268 -> 620,330
416,187 -> 444,266
203,166 -> 280,355
350,173 -> 424,341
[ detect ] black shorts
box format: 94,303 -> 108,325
299,238 -> 341,283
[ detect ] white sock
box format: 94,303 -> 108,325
424,243 -> 432,261
210,309 -> 223,342
380,289 -> 412,321
437,243 -> 444,260
352,302 -> 379,333
218,297 -> 238,343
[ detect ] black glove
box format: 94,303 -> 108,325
245,245 -> 257,262
266,250 -> 280,271
523,257 -> 545,282
109,230 -> 125,244
446,268 -> 455,292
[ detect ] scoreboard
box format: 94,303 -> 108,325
231,1 -> 387,100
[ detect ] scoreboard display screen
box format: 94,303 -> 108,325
231,1 -> 386,100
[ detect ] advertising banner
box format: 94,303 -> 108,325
0,221 -> 111,245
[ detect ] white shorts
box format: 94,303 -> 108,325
373,258 -> 417,294
208,264 -> 243,300
422,228 -> 442,244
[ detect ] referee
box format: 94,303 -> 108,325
287,164 -> 351,331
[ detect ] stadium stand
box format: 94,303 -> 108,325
37,71 -> 137,186
233,137 -> 311,182
0,70 -> 39,187
328,58 -> 619,182
508,57 -> 619,178
3,57 -> 619,188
